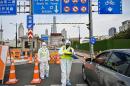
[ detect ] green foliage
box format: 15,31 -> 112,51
111,28 -> 130,39
72,39 -> 130,51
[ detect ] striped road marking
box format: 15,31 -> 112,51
76,84 -> 87,86
72,59 -> 82,63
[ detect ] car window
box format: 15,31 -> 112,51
125,65 -> 130,77
94,52 -> 110,65
106,52 -> 130,75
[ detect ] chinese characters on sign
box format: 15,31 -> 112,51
27,15 -> 33,29
33,0 -> 61,14
0,0 -> 17,15
98,0 -> 122,14
0,0 -> 122,15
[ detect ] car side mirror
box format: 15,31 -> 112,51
93,58 -> 105,64
85,58 -> 92,62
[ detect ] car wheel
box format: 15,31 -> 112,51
82,65 -> 91,86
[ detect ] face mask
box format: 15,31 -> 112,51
66,45 -> 70,48
42,46 -> 46,48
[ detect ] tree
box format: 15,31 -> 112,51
111,28 -> 130,39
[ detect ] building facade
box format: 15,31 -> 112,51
50,33 -> 63,47
20,35 -> 40,52
61,28 -> 67,39
18,23 -> 24,38
0,23 -> 3,42
119,20 -> 130,32
109,27 -> 116,37
51,16 -> 57,33
96,35 -> 111,40
45,29 -> 48,35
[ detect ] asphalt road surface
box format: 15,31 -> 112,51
1,59 -> 87,86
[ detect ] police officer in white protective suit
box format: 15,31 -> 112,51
38,42 -> 50,79
58,40 -> 75,86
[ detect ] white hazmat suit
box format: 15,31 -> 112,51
38,42 -> 50,79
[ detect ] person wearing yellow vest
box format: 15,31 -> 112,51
38,42 -> 50,79
58,40 -> 75,86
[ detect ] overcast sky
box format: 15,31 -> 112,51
0,0 -> 130,40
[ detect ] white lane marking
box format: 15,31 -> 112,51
76,84 -> 87,86
50,84 -> 87,86
24,85 -> 36,86
72,59 -> 82,63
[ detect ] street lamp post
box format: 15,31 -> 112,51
72,26 -> 81,42
78,26 -> 80,42
10,23 -> 18,48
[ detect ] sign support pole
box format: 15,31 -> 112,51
88,0 -> 94,59
16,23 -> 18,48
29,0 -> 33,57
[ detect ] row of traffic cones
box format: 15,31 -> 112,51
5,54 -> 41,85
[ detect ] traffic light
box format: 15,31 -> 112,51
86,24 -> 90,30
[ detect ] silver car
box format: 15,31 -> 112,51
82,49 -> 130,86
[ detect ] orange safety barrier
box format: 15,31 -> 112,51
23,49 -> 30,59
55,55 -> 60,64
30,60 -> 41,84
28,53 -> 33,64
49,55 -> 55,64
49,51 -> 60,64
5,60 -> 18,84
10,49 -> 21,59
0,45 -> 9,84
9,51 -> 15,59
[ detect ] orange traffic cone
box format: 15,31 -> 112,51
30,61 -> 41,84
28,53 -> 33,63
5,60 -> 18,84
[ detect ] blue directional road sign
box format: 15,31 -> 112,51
98,0 -> 122,14
41,35 -> 48,41
27,15 -> 33,29
33,0 -> 60,14
90,37 -> 96,44
62,0 -> 89,14
0,0 -> 17,15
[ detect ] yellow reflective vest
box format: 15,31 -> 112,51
59,46 -> 74,60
